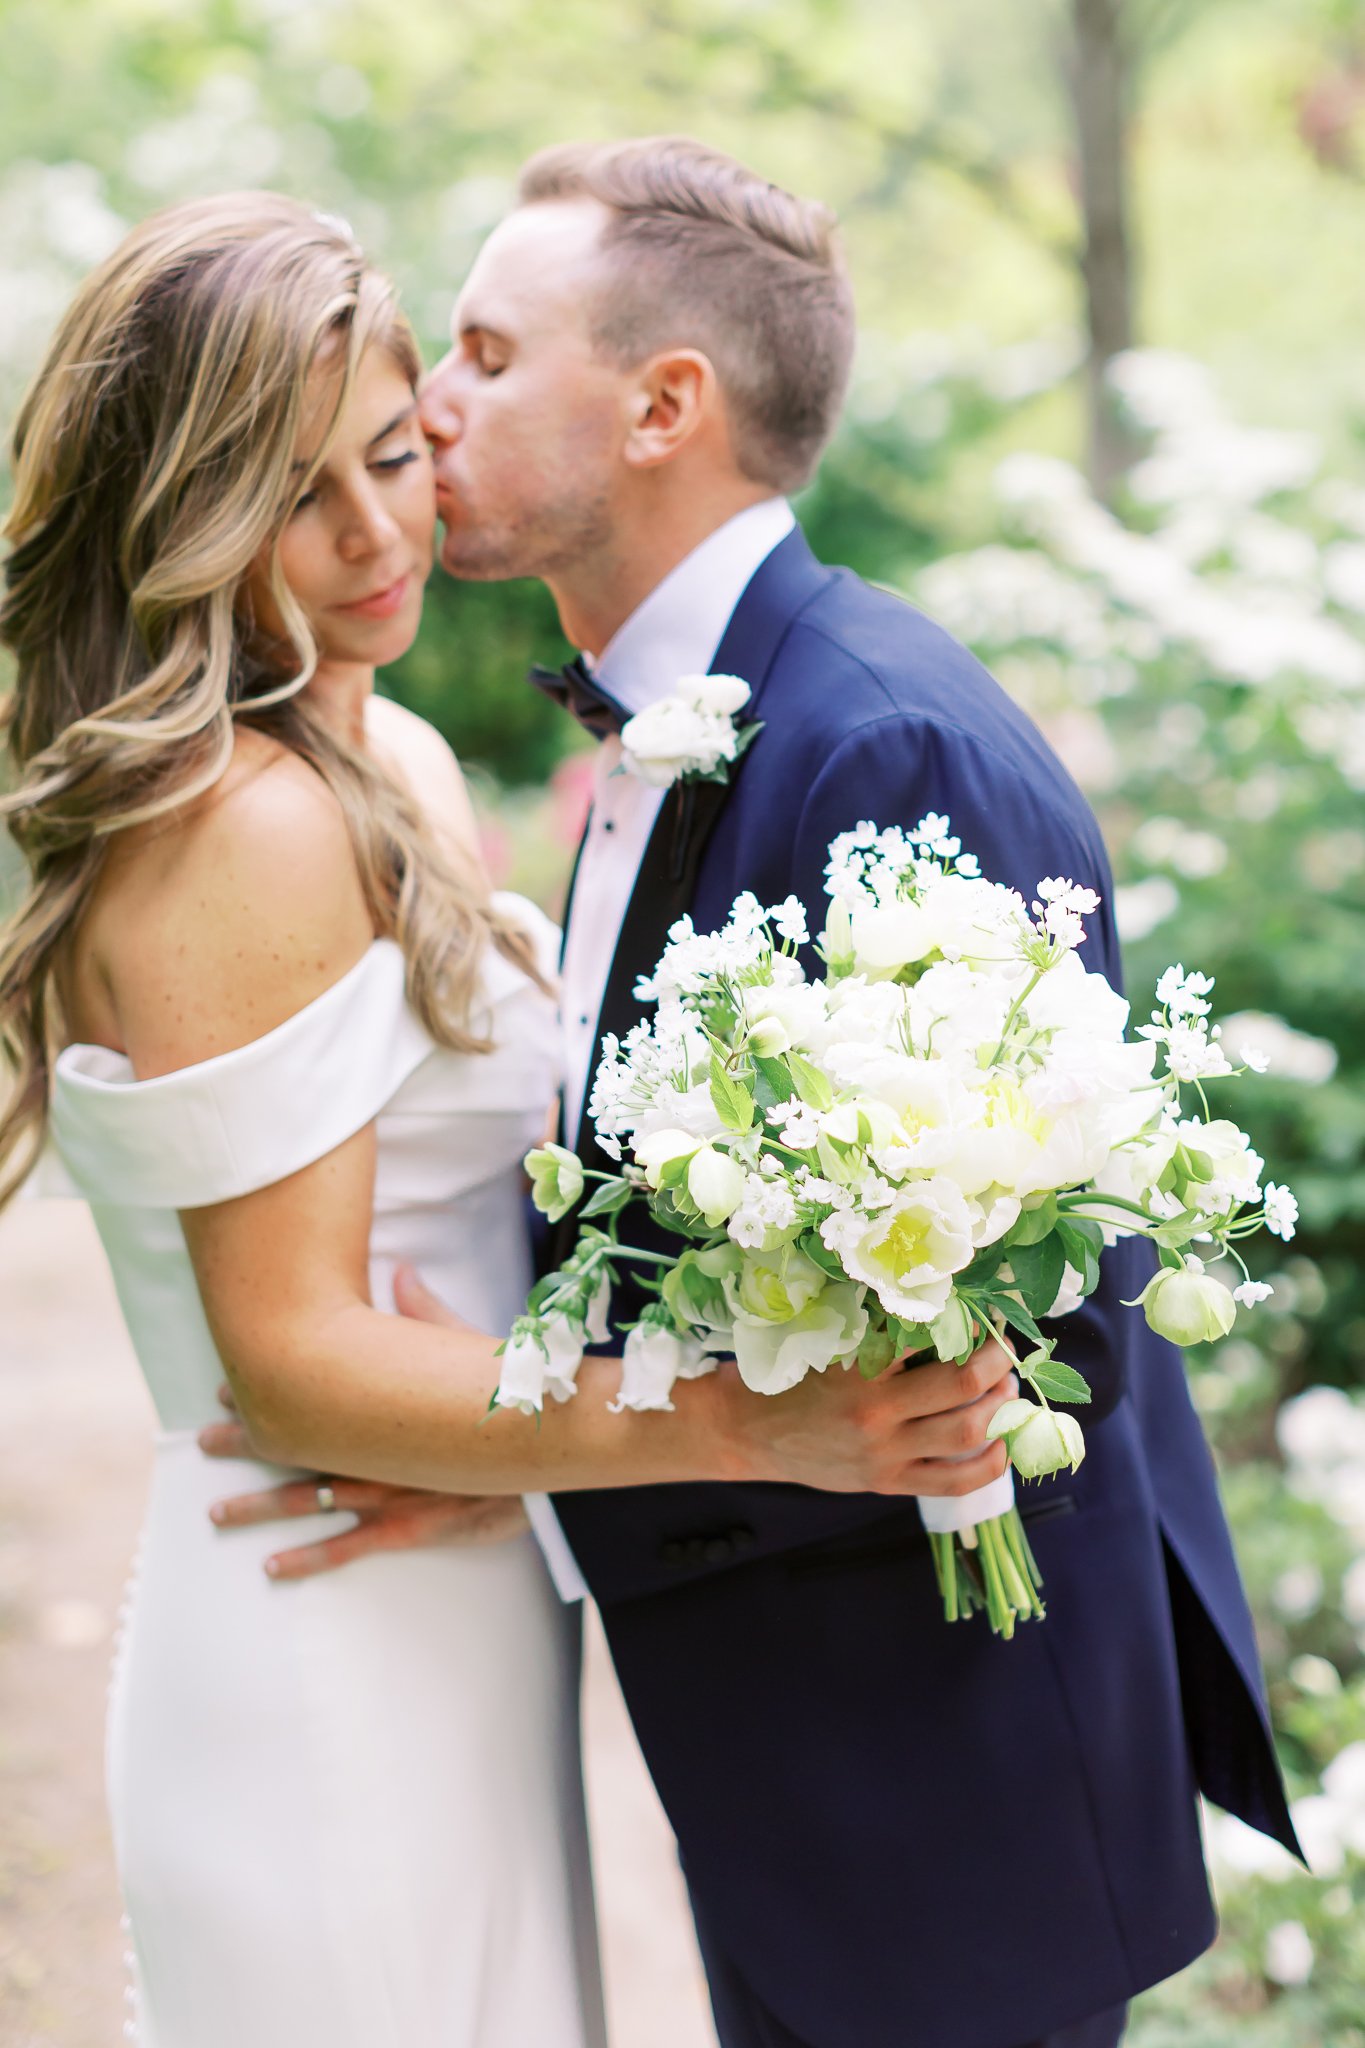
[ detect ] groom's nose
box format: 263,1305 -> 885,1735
418,357 -> 461,445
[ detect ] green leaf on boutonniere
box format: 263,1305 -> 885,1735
733,719 -> 764,758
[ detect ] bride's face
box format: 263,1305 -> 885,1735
246,343 -> 436,671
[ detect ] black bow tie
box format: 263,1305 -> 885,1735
527,656 -> 628,742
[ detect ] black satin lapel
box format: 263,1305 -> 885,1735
561,523 -> 836,1212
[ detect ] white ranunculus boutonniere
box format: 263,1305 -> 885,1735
618,673 -> 763,789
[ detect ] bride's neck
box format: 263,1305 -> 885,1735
304,660 -> 375,751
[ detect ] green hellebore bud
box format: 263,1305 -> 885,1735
686,1146 -> 748,1228
525,1142 -> 584,1223
748,1013 -> 793,1057
1138,1262 -> 1237,1347
986,1400 -> 1086,1478
634,1128 -> 702,1188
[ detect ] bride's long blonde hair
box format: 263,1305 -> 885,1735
0,191 -> 540,1207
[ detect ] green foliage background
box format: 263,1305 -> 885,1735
4,1 -> 1365,2039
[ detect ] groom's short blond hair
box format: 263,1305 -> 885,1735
516,137 -> 855,495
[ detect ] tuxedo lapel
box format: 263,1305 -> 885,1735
567,527 -> 835,1174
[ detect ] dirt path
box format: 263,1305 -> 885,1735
0,1198 -> 716,2048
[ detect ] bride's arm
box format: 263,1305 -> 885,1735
182,1116 -> 1012,1498
117,745 -> 1010,1500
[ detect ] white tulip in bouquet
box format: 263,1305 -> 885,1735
500,814 -> 1294,1637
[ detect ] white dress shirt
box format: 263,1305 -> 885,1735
526,495 -> 796,1601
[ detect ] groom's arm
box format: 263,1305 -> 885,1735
786,711 -> 1128,1421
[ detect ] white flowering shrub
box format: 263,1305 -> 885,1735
899,352 -> 1365,2042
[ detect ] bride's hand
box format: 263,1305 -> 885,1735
199,1383 -> 529,1581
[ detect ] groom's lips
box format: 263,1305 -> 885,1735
337,574 -> 411,619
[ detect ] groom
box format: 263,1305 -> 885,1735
216,140 -> 1298,2047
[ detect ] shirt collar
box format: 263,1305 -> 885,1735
593,498 -> 795,715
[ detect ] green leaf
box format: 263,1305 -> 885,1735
1007,1197 -> 1058,1247
786,1051 -> 833,1112
752,1053 -> 796,1109
710,1055 -> 756,1132
1019,1355 -> 1094,1406
527,1268 -> 575,1314
976,1288 -> 1046,1351
798,1230 -> 846,1280
1004,1232 -> 1067,1318
887,1317 -> 934,1357
733,718 -> 765,759
856,1323 -> 898,1378
1056,1219 -> 1102,1296
959,1245 -> 1006,1291
651,1189 -> 723,1241
578,1177 -> 634,1219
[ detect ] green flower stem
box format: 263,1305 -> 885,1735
988,967 -> 1046,1066
976,1520 -> 1015,1639
929,1511 -> 1045,1636
1002,1511 -> 1045,1610
929,1531 -> 957,1621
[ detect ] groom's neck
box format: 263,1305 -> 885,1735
549,476 -> 775,657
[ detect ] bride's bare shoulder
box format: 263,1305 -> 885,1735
85,731 -> 375,1076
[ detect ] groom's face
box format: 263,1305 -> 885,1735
421,200 -> 627,581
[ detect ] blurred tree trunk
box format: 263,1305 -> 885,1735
1065,0 -> 1138,494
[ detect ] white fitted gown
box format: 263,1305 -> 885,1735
49,897 -> 606,2048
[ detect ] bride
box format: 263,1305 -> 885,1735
0,194 -> 1010,2047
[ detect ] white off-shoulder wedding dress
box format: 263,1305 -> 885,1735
48,897 -> 606,2048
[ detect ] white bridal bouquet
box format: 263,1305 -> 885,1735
500,815 -> 1294,1637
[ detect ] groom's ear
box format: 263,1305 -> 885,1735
622,348 -> 718,469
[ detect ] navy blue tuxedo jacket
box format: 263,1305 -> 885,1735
550,528 -> 1296,2048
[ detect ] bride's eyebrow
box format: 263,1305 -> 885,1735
287,404 -> 416,476
366,403 -> 418,448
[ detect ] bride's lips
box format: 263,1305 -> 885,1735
337,573 -> 411,620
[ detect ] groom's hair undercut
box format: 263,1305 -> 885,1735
516,137 -> 855,494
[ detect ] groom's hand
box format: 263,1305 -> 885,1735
198,1386 -> 528,1580
724,1339 -> 1019,1497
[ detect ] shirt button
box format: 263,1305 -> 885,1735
603,819 -> 615,832
579,1014 -> 589,1027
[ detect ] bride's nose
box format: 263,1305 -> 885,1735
338,484 -> 401,561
